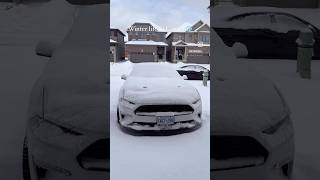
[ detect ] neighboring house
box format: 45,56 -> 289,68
126,22 -> 168,63
213,0 -> 320,8
166,20 -> 210,64
110,28 -> 125,62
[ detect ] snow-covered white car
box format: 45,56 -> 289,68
23,2 -> 109,180
118,63 -> 202,135
211,27 -> 295,179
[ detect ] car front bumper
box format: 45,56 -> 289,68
211,118 -> 295,180
118,99 -> 202,136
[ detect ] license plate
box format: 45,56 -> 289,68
156,116 -> 175,128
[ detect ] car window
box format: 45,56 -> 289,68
230,14 -> 275,30
275,14 -> 309,32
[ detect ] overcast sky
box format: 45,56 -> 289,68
111,0 -> 210,38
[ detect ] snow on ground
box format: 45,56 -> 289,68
110,61 -> 210,180
244,59 -> 320,180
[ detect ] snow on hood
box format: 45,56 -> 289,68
121,77 -> 200,105
212,5 -> 320,33
28,5 -> 108,136
211,29 -> 289,134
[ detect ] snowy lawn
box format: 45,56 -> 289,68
110,61 -> 210,180
244,59 -> 320,180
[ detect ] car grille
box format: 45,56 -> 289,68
211,136 -> 268,170
135,105 -> 194,114
77,139 -> 109,171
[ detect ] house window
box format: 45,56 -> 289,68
200,34 -> 209,43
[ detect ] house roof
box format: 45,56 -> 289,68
191,20 -> 204,31
110,28 -> 126,36
194,23 -> 210,32
166,20 -> 210,38
126,40 -> 168,46
127,22 -> 167,32
110,39 -> 117,43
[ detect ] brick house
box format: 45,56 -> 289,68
110,28 -> 125,62
125,22 -> 168,63
166,20 -> 210,64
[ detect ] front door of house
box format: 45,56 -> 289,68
157,46 -> 165,61
176,47 -> 185,61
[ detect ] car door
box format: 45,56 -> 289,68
274,14 -> 310,59
217,13 -> 280,59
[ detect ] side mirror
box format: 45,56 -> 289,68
182,75 -> 188,80
121,74 -> 128,80
35,41 -> 57,58
232,42 -> 248,58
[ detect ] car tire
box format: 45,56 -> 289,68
23,137 -> 31,180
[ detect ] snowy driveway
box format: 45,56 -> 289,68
110,61 -> 210,180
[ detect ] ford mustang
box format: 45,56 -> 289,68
118,63 -> 202,136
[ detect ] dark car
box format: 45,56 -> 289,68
177,65 -> 210,80
23,1 -> 109,180
212,5 -> 320,59
211,27 -> 294,179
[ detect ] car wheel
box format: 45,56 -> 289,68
23,137 -> 31,180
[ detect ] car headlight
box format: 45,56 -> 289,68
262,115 -> 290,135
121,98 -> 135,105
31,116 -> 83,148
193,98 -> 201,104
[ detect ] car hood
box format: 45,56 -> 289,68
212,69 -> 288,134
121,77 -> 200,105
28,5 -> 108,136
211,30 -> 289,134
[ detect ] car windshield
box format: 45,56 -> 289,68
130,63 -> 181,78
181,65 -> 209,72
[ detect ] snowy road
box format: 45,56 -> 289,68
110,62 -> 210,180
245,59 -> 320,180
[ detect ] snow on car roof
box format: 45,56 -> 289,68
212,5 -> 320,30
129,63 -> 180,78
126,40 -> 168,46
110,39 -> 117,43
